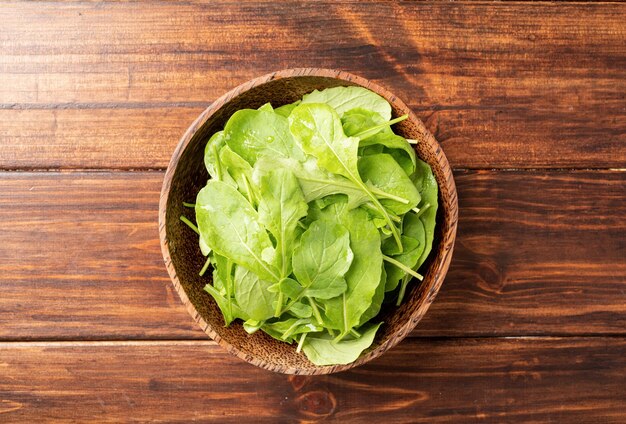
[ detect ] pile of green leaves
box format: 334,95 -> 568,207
181,86 -> 438,366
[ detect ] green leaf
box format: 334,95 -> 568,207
243,319 -> 263,334
359,264 -> 386,325
195,180 -> 279,282
384,235 -> 423,292
224,108 -> 305,166
254,156 -> 370,210
288,300 -> 313,318
204,283 -> 247,326
358,153 -> 420,215
359,143 -> 384,156
341,107 -> 390,138
204,131 -> 227,180
219,146 -> 256,203
310,203 -> 383,335
361,133 -> 417,176
292,220 -> 353,299
412,159 -> 439,269
289,103 -> 361,180
255,167 -> 308,277
272,278 -> 303,299
262,318 -> 321,342
302,323 -> 381,366
289,103 -> 402,250
342,108 -> 416,175
258,102 -> 273,112
274,100 -> 301,118
301,86 -> 392,121
199,234 -> 211,256
233,265 -> 277,321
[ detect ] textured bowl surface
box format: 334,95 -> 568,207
159,68 -> 458,374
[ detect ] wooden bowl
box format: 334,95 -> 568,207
159,68 -> 458,374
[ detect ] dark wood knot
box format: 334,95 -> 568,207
295,390 -> 337,418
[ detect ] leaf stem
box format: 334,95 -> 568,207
242,174 -> 255,206
274,292 -> 284,317
413,203 -> 431,219
296,174 -> 409,204
382,255 -> 424,281
396,275 -> 411,306
362,203 -> 401,223
350,328 -> 361,338
183,202 -> 196,208
281,319 -> 305,340
308,296 -> 324,326
225,260 -> 234,321
333,332 -> 346,343
296,332 -> 307,353
356,179 -> 403,251
368,186 -> 410,204
179,215 -> 199,235
198,256 -> 211,276
279,294 -> 303,316
354,114 -> 409,140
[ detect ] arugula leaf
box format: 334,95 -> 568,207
292,220 -> 353,299
254,156 -> 369,209
289,103 -> 402,250
274,100 -> 301,118
341,107 -> 389,138
302,86 -> 392,121
204,253 -> 248,326
310,203 -> 382,336
302,323 -> 381,366
195,180 -> 279,282
342,108 -> 417,176
361,133 -> 417,176
204,131 -> 226,180
255,168 -> 308,278
233,265 -> 277,321
219,146 -> 256,204
258,103 -> 273,112
359,264 -> 387,325
262,318 -> 322,342
199,234 -> 211,256
358,153 -> 420,215
224,108 -> 305,165
412,159 -> 439,269
288,300 -> 313,319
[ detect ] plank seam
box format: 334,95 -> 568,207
0,168 -> 623,172
1,334 -> 626,344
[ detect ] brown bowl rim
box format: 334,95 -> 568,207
159,68 -> 458,374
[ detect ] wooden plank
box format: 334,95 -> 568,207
423,170 -> 626,336
0,108 -> 203,170
0,338 -> 624,422
0,2 -> 624,169
0,171 -> 623,340
0,172 -> 203,340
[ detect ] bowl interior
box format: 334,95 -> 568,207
161,70 -> 457,374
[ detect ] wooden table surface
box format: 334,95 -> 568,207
1,1 -> 625,422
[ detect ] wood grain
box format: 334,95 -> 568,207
0,172 -> 202,340
0,171 -> 623,341
1,2 -> 624,169
0,338 -> 624,422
